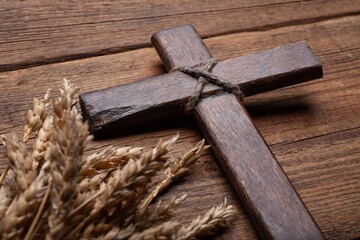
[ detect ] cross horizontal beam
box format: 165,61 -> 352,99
80,41 -> 322,135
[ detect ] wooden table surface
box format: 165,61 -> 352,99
0,1 -> 359,239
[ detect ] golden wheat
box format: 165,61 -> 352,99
0,79 -> 235,240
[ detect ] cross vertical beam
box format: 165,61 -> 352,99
151,25 -> 324,239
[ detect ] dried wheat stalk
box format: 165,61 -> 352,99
0,79 -> 235,240
175,198 -> 236,240
140,140 -> 209,210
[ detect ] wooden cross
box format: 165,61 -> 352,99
80,25 -> 324,239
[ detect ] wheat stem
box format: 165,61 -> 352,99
68,188 -> 105,219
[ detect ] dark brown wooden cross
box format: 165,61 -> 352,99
80,25 -> 324,239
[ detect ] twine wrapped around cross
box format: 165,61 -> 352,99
173,58 -> 245,112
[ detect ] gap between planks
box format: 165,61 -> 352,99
0,9 -> 359,73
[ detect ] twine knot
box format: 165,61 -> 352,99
173,58 -> 245,113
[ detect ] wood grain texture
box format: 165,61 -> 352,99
195,94 -> 323,239
151,24 -> 323,239
0,9 -> 359,239
80,40 -> 322,136
151,25 -> 213,71
0,0 -> 359,71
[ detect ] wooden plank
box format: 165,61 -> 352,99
0,0 -> 359,71
79,41 -> 322,135
271,128 -> 360,240
0,15 -> 359,239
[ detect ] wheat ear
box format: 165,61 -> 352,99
0,162 -> 49,239
0,169 -> 16,219
78,146 -> 144,178
31,116 -> 53,170
129,221 -> 179,240
66,136 -> 178,238
136,194 -> 187,231
106,136 -> 180,223
24,177 -> 52,240
2,132 -> 36,192
0,88 -> 51,191
23,89 -> 51,142
95,225 -> 135,240
46,79 -> 91,239
175,198 -> 236,240
140,139 -> 209,209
